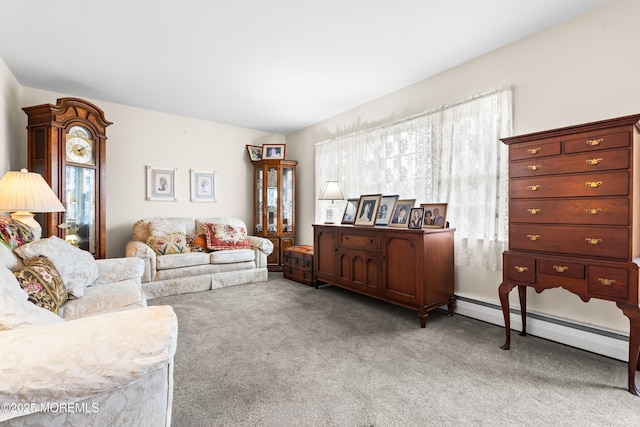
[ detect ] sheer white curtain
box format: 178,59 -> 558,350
315,86 -> 512,270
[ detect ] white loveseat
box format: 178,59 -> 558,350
0,233 -> 177,426
125,217 -> 273,299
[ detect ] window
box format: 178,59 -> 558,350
316,86 -> 512,270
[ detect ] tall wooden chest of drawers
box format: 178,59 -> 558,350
499,114 -> 640,396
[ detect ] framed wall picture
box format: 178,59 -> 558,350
388,199 -> 416,228
353,194 -> 381,226
375,194 -> 399,226
246,145 -> 262,162
146,165 -> 176,201
190,169 -> 216,202
341,198 -> 360,224
408,207 -> 425,229
262,144 -> 286,160
421,203 -> 448,228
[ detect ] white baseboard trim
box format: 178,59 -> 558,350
452,296 -> 629,362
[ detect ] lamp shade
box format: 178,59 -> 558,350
318,181 -> 345,201
0,169 -> 65,212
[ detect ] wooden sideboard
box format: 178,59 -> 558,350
313,224 -> 455,327
499,114 -> 640,396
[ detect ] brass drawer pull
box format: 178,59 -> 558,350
527,234 -> 540,241
598,278 -> 616,286
585,238 -> 602,245
527,164 -> 541,171
585,158 -> 603,166
527,148 -> 541,155
527,208 -> 541,215
514,266 -> 528,273
527,185 -> 541,191
553,265 -> 569,273
585,181 -> 602,188
586,138 -> 603,146
585,208 -> 602,215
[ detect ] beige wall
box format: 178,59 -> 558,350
286,0 -> 640,334
14,87 -> 284,258
0,56 -> 22,175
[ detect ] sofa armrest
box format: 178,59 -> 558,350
125,240 -> 156,283
0,305 -> 177,421
246,236 -> 273,269
246,236 -> 274,255
93,257 -> 145,285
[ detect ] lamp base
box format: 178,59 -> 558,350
325,206 -> 338,224
11,211 -> 42,240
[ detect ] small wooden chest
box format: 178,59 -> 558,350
283,245 -> 314,286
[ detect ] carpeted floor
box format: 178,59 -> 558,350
149,273 -> 640,426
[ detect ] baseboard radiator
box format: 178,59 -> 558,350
451,295 -> 629,362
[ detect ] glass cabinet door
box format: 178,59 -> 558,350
255,168 -> 263,234
282,167 -> 293,233
64,165 -> 96,254
267,167 -> 278,234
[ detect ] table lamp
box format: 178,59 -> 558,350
319,181 -> 344,224
0,168 -> 66,239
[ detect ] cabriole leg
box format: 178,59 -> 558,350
499,282 -> 517,350
617,303 -> 640,396
518,285 -> 527,337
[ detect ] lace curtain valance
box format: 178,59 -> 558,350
315,86 -> 512,270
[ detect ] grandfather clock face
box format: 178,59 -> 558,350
65,126 -> 95,165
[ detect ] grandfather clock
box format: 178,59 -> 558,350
23,98 -> 112,258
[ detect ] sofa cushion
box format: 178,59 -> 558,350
0,267 -> 63,330
14,236 -> 99,298
153,261 -> 256,282
210,249 -> 255,264
156,252 -> 210,270
14,256 -> 68,314
0,305 -> 176,406
58,279 -> 147,320
204,223 -> 250,251
148,218 -> 187,236
147,232 -> 191,255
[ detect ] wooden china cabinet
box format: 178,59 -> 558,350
23,98 -> 111,259
499,114 -> 640,396
252,159 -> 297,271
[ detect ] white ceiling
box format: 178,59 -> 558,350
0,0 -> 613,135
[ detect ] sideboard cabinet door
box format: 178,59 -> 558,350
314,227 -> 338,282
383,234 -> 420,306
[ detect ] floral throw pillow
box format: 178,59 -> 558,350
147,232 -> 191,255
204,223 -> 250,251
14,256 -> 68,314
0,215 -> 34,249
0,267 -> 63,330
